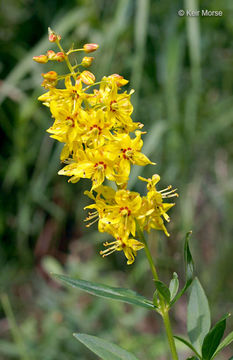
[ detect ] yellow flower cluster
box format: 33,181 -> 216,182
35,29 -> 178,264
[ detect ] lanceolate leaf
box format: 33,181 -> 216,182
53,274 -> 154,309
170,232 -> 194,306
169,272 -> 179,301
187,278 -> 211,353
74,333 -> 139,360
154,280 -> 170,304
202,313 -> 230,360
212,325 -> 233,358
174,335 -> 201,358
184,231 -> 194,282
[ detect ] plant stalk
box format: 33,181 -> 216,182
138,229 -> 179,360
56,40 -> 77,80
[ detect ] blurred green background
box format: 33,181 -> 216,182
0,0 -> 233,359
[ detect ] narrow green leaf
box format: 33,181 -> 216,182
187,277 -> 211,353
154,280 -> 170,304
169,272 -> 179,301
153,290 -> 159,307
53,274 -> 154,310
74,333 -> 139,360
186,357 -> 199,360
212,322 -> 233,358
174,335 -> 201,358
170,232 -> 194,305
202,313 -> 230,360
184,231 -> 194,282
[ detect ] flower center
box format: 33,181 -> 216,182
119,206 -> 131,216
90,124 -> 102,134
110,100 -> 117,112
121,147 -> 133,159
94,161 -> 107,170
66,116 -> 75,127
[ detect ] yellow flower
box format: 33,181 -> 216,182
46,101 -> 79,144
91,75 -> 143,133
58,149 -> 116,190
76,109 -> 113,148
100,234 -> 144,265
108,131 -> 155,183
85,188 -> 142,237
138,175 -> 178,236
38,75 -> 86,108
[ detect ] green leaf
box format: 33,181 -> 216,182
212,324 -> 233,358
154,280 -> 170,304
186,357 -> 199,360
174,335 -> 201,358
169,272 -> 179,301
153,289 -> 159,307
74,333 -> 139,360
170,232 -> 194,305
202,313 -> 230,360
53,274 -> 154,310
187,277 -> 211,353
184,231 -> 194,282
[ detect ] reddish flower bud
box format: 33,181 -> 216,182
108,74 -> 129,87
83,43 -> 99,53
80,70 -> 95,85
47,50 -> 56,59
48,27 -> 61,42
54,52 -> 65,62
81,56 -> 94,67
33,55 -> 48,64
49,33 -> 57,42
42,71 -> 58,81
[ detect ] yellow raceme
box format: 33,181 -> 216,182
35,33 -> 177,264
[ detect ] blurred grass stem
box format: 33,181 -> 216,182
0,294 -> 33,360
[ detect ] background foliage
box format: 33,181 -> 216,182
0,0 -> 232,359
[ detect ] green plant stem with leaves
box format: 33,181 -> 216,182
54,231 -> 233,360
138,227 -> 179,360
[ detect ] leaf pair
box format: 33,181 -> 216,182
153,272 -> 179,307
153,232 -> 194,308
170,231 -> 194,306
176,277 -> 233,359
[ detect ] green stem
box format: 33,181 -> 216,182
56,40 -> 77,80
163,310 -> 179,360
137,228 -> 179,360
143,240 -> 159,281
1,294 -> 33,360
67,48 -> 84,55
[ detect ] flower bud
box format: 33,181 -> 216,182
81,56 -> 94,67
41,71 -> 58,81
47,50 -> 56,60
48,27 -> 61,42
41,71 -> 58,89
83,43 -> 99,53
54,52 -> 65,62
108,74 -> 128,87
79,71 -> 95,85
33,55 -> 48,64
